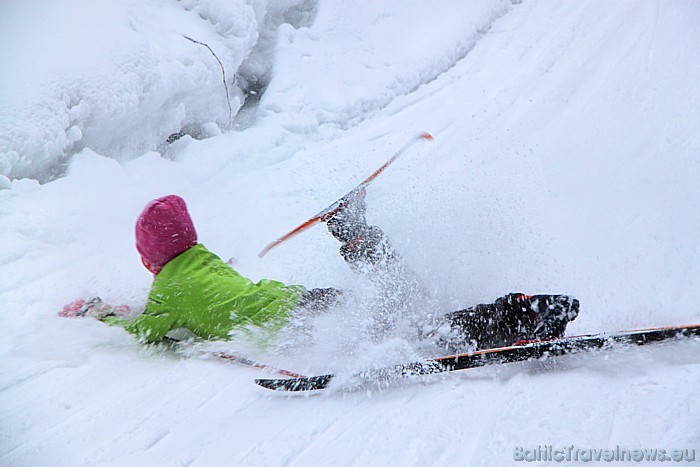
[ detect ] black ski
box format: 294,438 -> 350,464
255,323 -> 700,392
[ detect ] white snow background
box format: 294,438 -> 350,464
2,0 -> 700,465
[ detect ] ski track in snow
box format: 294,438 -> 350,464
2,0 -> 700,465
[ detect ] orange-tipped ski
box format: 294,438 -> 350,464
258,132 -> 434,258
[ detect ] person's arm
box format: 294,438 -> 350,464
60,297 -> 175,344
105,311 -> 178,344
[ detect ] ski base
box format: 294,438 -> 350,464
255,324 -> 700,392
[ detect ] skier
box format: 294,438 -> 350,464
61,194 -> 579,351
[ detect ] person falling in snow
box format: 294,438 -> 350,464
61,194 -> 579,351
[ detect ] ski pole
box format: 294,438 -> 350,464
210,351 -> 307,378
169,338 -> 307,378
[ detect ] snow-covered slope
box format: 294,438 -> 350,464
2,1 -> 700,465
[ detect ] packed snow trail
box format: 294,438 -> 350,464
2,1 -> 700,465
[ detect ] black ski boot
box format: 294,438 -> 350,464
517,293 -> 580,340
443,293 -> 580,350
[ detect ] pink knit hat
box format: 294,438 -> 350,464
135,195 -> 197,272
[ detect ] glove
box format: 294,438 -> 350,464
59,298 -> 97,317
59,297 -> 129,320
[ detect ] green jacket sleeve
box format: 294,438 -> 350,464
103,312 -> 178,344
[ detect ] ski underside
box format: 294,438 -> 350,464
254,323 -> 700,392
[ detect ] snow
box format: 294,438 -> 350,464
2,0 -> 700,464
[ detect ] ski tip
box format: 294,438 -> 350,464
419,132 -> 434,141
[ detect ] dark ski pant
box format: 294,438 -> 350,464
297,224 -> 541,350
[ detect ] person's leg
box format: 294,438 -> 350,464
442,293 -> 580,351
280,288 -> 345,351
326,191 -> 429,333
326,191 -> 393,272
295,287 -> 344,316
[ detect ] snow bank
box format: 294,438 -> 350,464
0,0 -> 313,182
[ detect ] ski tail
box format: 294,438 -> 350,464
257,132 -> 433,258
254,323 -> 700,392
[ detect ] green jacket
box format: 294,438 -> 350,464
106,244 -> 304,343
